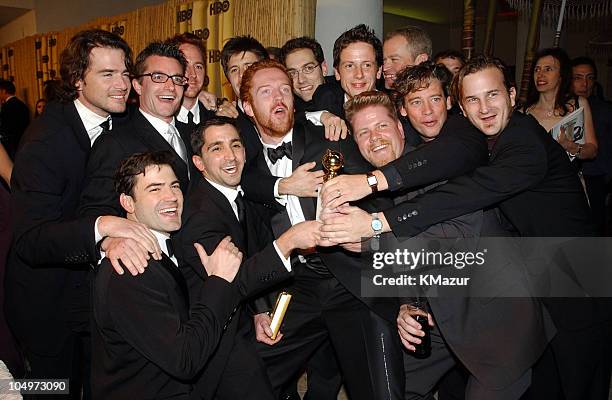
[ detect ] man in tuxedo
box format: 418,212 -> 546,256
382,26 -> 431,90
239,58 -> 405,400
0,79 -> 30,160
5,30 -> 161,398
332,70 -> 550,399
321,56 -> 606,400
167,33 -> 216,153
174,117 -> 322,399
79,41 -> 193,218
92,151 -> 243,399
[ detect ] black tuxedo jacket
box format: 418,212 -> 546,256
0,96 -> 30,159
174,100 -> 216,158
243,120 -> 400,322
386,112 -> 598,330
92,254 -> 238,399
173,177 -> 291,399
79,110 -> 192,217
5,101 -> 99,355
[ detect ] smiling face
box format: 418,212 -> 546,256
132,55 -> 184,123
335,42 -> 381,98
460,67 -> 516,136
352,104 -> 405,168
382,35 -> 416,89
121,164 -> 183,234
285,48 -> 327,102
76,46 -> 130,117
533,55 -> 561,94
193,123 -> 245,188
243,67 -> 294,142
401,79 -> 450,141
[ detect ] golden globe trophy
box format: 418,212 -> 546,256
316,149 -> 344,220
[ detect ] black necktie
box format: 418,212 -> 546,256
187,111 -> 194,126
99,118 -> 111,134
234,192 -> 247,225
267,141 -> 292,164
165,238 -> 175,258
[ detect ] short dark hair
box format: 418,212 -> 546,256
280,37 -> 325,65
451,55 -> 515,106
191,116 -> 240,156
114,151 -> 176,197
395,61 -> 452,99
385,26 -> 432,60
333,24 -> 383,68
434,49 -> 465,64
221,36 -> 268,77
57,29 -> 132,103
571,56 -> 597,78
166,32 -> 206,61
0,79 -> 16,95
133,41 -> 187,81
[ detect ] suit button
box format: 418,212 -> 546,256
412,210 -> 418,216
417,161 -> 422,166
422,159 -> 427,164
408,165 -> 412,170
397,216 -> 402,222
402,214 -> 407,220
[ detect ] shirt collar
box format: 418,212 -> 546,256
151,229 -> 171,257
74,99 -> 111,133
206,178 -> 243,204
177,101 -> 200,124
139,108 -> 176,136
259,129 -> 293,150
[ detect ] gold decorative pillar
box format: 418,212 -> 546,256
483,0 -> 497,56
519,0 -> 544,103
462,0 -> 476,60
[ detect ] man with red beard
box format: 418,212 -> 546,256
240,58 -> 405,400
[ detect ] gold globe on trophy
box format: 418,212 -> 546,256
321,148 -> 344,182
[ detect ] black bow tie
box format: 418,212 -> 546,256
267,141 -> 292,164
99,118 -> 111,133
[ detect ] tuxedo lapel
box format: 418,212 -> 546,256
65,102 -> 93,154
158,254 -> 190,309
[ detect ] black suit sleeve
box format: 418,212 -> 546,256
106,265 -> 238,379
79,133 -> 127,217
11,129 -> 98,265
381,116 -> 488,191
385,125 -> 547,237
177,207 -> 290,301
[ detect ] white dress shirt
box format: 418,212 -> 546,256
152,229 -> 178,266
176,101 -> 200,125
206,178 -> 292,271
74,99 -> 112,146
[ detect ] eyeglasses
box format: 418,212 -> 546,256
287,63 -> 320,79
138,72 -> 187,86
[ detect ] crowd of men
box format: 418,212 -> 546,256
1,21 -> 611,400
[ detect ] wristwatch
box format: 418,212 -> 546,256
366,172 -> 378,193
371,213 -> 383,237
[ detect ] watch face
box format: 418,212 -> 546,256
372,219 -> 383,231
367,175 -> 377,186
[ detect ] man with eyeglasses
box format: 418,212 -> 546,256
80,41 -> 193,221
280,37 -> 332,113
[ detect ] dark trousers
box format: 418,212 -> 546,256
24,332 -> 90,400
584,174 -> 609,235
403,326 -> 531,400
256,265 -> 404,400
524,323 -> 608,400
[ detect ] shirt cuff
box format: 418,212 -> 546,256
273,240 -> 292,272
305,110 -> 326,126
381,165 -> 403,191
274,178 -> 287,206
94,217 -> 106,264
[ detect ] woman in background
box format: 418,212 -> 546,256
522,47 -> 597,161
34,98 -> 46,118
